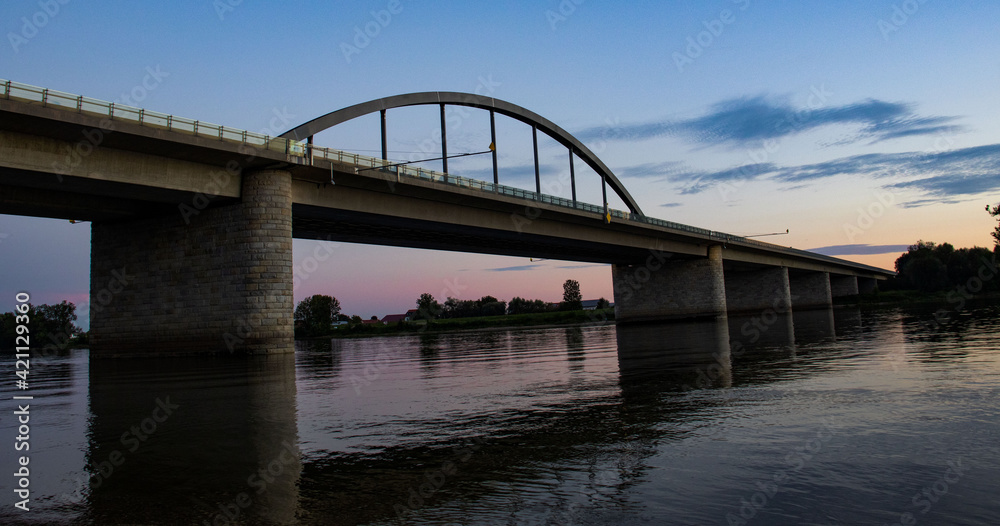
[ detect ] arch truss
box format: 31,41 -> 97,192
280,92 -> 644,216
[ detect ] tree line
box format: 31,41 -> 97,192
295,279 -> 610,337
883,204 -> 1000,293
0,301 -> 84,350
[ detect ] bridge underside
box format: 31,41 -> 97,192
293,204 -> 682,264
0,97 -> 891,355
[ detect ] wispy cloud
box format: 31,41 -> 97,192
485,264 -> 543,272
648,143 -> 1000,206
659,202 -> 683,208
808,243 -> 911,256
555,263 -> 606,269
576,95 -> 961,148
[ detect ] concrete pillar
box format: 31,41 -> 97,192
612,245 -> 726,322
788,271 -> 832,310
724,266 -> 792,315
830,274 -> 859,298
858,277 -> 878,294
89,170 -> 293,355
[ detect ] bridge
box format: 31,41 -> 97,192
0,80 -> 892,355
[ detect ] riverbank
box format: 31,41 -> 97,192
834,289 -> 1000,308
298,308 -> 616,340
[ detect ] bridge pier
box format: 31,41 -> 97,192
788,271 -> 832,310
612,245 -> 727,322
89,170 -> 294,355
858,277 -> 878,294
830,274 -> 860,298
723,266 -> 792,315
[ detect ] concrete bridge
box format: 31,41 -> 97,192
0,80 -> 892,355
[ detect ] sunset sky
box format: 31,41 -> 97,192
2,1 -> 999,328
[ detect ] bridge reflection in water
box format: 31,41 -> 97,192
85,352 -> 299,525
75,310 -> 866,524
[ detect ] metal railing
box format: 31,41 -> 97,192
2,79 -> 884,272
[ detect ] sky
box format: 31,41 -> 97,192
2,0 -> 999,329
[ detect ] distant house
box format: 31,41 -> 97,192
361,319 -> 380,325
380,309 -> 420,324
380,313 -> 409,324
581,299 -> 613,310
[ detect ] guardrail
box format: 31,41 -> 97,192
1,79 -> 887,273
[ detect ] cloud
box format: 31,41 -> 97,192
576,95 -> 961,148
462,162 -> 561,187
485,264 -> 543,272
659,202 -> 683,208
647,142 -> 1000,206
616,161 -> 687,180
555,264 -> 606,269
808,244 -> 911,256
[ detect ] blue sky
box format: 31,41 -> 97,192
2,0 -> 999,327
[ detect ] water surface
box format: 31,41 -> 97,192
1,303 -> 999,525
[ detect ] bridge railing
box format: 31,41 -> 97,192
2,79 -> 879,270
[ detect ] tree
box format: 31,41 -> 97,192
595,297 -> 610,310
415,293 -> 442,320
988,203 -> 1000,250
0,301 -> 82,350
507,297 -> 548,315
560,279 -> 583,311
294,295 -> 341,336
893,241 -> 950,292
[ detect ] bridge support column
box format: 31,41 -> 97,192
90,170 -> 294,355
858,277 -> 878,294
612,245 -> 727,322
788,271 -> 832,310
724,267 -> 792,315
830,275 -> 859,298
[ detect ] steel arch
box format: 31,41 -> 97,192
279,92 -> 643,216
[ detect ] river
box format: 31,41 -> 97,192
1,302 -> 999,525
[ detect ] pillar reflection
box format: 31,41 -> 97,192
84,351 -> 299,524
792,307 -> 837,343
616,318 -> 732,394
